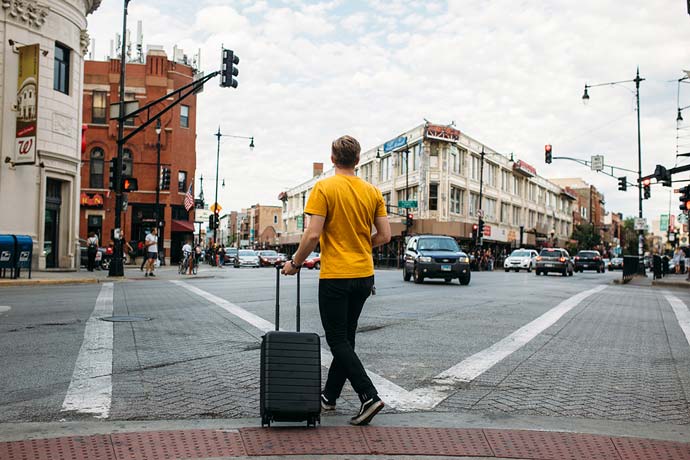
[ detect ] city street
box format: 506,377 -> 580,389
1,266 -> 689,432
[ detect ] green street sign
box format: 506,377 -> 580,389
296,215 -> 304,230
398,200 -> 418,209
660,214 -> 669,231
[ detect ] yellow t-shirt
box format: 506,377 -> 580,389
304,174 -> 387,279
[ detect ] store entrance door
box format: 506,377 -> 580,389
44,179 -> 62,268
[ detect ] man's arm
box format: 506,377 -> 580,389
282,215 -> 325,275
371,215 -> 391,248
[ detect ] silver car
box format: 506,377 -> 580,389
503,249 -> 538,272
234,249 -> 260,268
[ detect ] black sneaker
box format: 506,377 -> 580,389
349,395 -> 384,426
321,394 -> 336,411
149,273 -> 155,277
144,272 -> 149,277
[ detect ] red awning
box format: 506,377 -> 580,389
171,219 -> 195,233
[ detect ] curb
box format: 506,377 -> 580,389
0,278 -> 103,287
652,280 -> 690,288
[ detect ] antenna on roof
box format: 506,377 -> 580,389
136,20 -> 143,63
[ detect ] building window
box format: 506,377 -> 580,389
501,170 -> 511,192
412,144 -> 421,171
470,155 -> 481,180
382,192 -> 391,212
92,91 -> 107,124
274,215 -> 278,224
398,150 -> 409,176
486,164 -> 498,187
161,167 -> 170,190
429,143 -> 439,169
513,177 -> 521,196
512,206 -> 521,226
450,186 -> 464,214
458,148 -> 467,174
178,170 -> 187,192
123,149 -> 133,177
529,210 -> 536,227
54,43 -> 70,95
124,93 -> 136,126
171,205 -> 188,220
501,202 -> 510,223
581,206 -> 588,219
483,197 -> 496,220
358,161 -> 373,183
528,183 -> 537,202
379,155 -> 391,182
429,183 -> 438,211
450,150 -> 458,174
469,192 -> 479,216
180,105 -> 189,128
89,148 -> 104,188
398,186 -> 418,204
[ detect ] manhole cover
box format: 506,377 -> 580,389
100,315 -> 152,322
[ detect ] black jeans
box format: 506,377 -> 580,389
319,275 -> 376,401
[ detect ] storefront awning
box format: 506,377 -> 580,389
171,219 -> 195,233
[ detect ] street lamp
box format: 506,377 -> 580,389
212,127 -> 254,247
582,68 -> 646,274
155,118 -> 162,261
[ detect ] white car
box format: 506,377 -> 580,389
234,249 -> 260,268
504,249 -> 539,272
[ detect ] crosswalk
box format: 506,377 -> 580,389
55,280 -> 690,419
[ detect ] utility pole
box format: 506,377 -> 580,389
477,146 -> 486,248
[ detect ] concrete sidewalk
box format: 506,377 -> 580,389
1,413 -> 689,460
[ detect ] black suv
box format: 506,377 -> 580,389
403,235 -> 471,285
574,250 -> 605,273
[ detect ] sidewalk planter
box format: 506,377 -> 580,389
13,235 -> 33,279
0,234 -> 15,278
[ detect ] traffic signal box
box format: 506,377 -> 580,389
472,223 -> 478,241
406,213 -> 414,228
618,176 -> 627,191
545,144 -> 552,164
643,179 -> 651,199
679,185 -> 690,212
220,49 -> 239,88
122,177 -> 138,192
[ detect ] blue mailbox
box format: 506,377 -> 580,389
0,234 -> 15,277
13,235 -> 33,279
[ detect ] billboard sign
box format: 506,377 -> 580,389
425,124 -> 460,142
15,44 -> 40,165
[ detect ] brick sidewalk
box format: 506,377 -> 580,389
1,426 -> 688,460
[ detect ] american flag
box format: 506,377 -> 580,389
184,182 -> 194,211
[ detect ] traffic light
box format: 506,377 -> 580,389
108,158 -> 116,190
643,178 -> 651,199
160,167 -> 171,190
472,223 -> 478,241
617,176 -> 627,191
679,185 -> 690,211
220,49 -> 239,88
545,144 -> 552,164
478,218 -> 485,236
122,177 -> 138,192
406,213 -> 414,228
655,165 -> 672,187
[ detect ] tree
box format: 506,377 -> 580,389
622,217 -> 647,255
571,223 -> 601,251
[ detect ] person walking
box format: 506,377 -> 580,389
86,232 -> 99,272
281,135 -> 391,426
139,240 -> 147,271
144,228 -> 158,277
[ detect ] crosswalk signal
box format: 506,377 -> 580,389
643,178 -> 651,199
220,49 -> 239,88
617,176 -> 627,191
679,185 -> 690,211
160,167 -> 171,190
545,144 -> 552,164
122,177 -> 138,192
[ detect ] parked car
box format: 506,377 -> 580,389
535,248 -> 574,277
574,250 -> 605,273
403,235 -> 471,285
303,252 -> 321,269
257,250 -> 284,267
234,249 -> 260,268
503,249 -> 538,272
608,257 -> 624,270
78,238 -> 108,270
224,247 -> 238,265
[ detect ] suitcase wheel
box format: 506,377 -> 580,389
307,415 -> 318,428
261,414 -> 271,428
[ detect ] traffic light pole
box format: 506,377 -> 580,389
634,69 -> 645,275
213,127 -> 222,247
109,0 -> 130,277
477,146 -> 485,248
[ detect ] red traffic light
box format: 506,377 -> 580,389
642,178 -> 651,186
407,213 -> 413,219
472,224 -> 478,230
545,144 -> 552,153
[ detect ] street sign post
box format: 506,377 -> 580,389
679,213 -> 689,224
634,217 -> 647,231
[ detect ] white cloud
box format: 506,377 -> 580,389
86,0 -> 690,222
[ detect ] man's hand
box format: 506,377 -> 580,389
281,260 -> 300,276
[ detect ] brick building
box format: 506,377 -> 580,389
549,178 -> 606,237
80,48 -> 197,264
237,204 -> 283,249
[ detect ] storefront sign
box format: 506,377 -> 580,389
80,192 -> 104,208
512,160 -> 537,177
383,136 -> 407,152
424,124 -> 460,142
15,44 -> 40,165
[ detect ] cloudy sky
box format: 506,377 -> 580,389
87,0 -> 690,224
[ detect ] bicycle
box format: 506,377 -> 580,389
179,253 -> 198,275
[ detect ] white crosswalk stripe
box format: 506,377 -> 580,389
664,292 -> 690,348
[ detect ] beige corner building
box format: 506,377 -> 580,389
0,0 -> 101,270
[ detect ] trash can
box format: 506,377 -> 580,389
0,234 -> 15,278
13,235 -> 33,279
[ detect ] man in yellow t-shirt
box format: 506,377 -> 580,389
282,135 -> 391,426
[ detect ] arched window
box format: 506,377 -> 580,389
123,149 -> 134,178
89,148 -> 104,188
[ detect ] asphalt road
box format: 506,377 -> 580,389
1,266 -> 689,429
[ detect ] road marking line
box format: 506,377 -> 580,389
664,292 -> 690,347
173,280 -> 427,411
0,306 -> 10,315
61,283 -> 114,418
432,284 -> 608,386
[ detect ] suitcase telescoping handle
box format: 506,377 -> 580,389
274,264 -> 301,332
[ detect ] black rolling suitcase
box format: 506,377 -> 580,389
260,266 -> 321,427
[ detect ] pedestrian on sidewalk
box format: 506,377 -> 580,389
86,232 -> 99,272
282,135 -> 391,426
139,241 -> 147,271
144,228 -> 158,277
